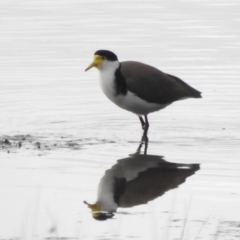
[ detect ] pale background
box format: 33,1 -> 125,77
0,0 -> 240,239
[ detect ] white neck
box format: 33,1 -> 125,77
97,60 -> 120,103
99,60 -> 120,73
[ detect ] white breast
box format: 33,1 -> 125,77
98,60 -> 131,113
98,66 -> 119,104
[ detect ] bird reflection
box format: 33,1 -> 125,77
84,141 -> 200,220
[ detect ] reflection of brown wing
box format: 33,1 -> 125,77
119,164 -> 199,208
113,178 -> 127,205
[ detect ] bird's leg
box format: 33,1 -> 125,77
136,141 -> 143,154
136,139 -> 148,155
142,115 -> 149,143
143,139 -> 148,155
141,133 -> 149,146
139,116 -> 145,130
143,115 -> 149,134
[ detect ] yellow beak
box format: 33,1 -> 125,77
85,55 -> 103,71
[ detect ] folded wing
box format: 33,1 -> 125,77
120,61 -> 202,104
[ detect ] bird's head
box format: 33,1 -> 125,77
83,200 -> 100,212
83,200 -> 114,220
85,50 -> 119,72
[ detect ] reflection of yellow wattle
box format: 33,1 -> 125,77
87,203 -> 101,212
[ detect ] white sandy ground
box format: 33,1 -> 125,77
1,0 -> 240,239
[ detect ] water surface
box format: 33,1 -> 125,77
0,0 -> 240,239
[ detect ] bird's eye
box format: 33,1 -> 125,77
102,56 -> 106,60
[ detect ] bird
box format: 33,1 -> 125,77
84,152 -> 200,220
85,50 -> 202,139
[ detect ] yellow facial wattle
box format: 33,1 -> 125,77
85,55 -> 103,71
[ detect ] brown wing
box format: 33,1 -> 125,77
120,61 -> 202,104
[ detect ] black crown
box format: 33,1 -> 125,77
94,50 -> 118,61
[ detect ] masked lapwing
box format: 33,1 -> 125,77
84,154 -> 200,220
85,50 -> 202,137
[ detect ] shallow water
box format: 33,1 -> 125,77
1,0 -> 240,239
